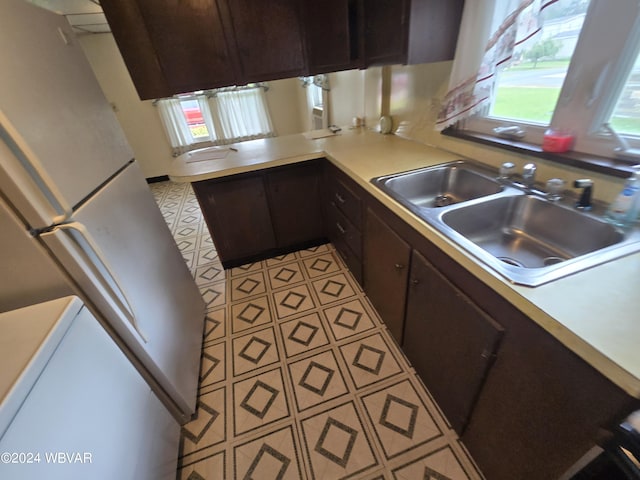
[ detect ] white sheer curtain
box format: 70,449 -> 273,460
436,0 -> 549,130
210,88 -> 274,142
197,96 -> 218,141
157,98 -> 193,148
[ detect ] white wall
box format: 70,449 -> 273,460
263,77 -> 306,136
327,70 -> 366,127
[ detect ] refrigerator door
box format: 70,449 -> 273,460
0,0 -> 133,228
0,195 -> 73,312
41,162 -> 205,422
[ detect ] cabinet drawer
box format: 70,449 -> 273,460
327,203 -> 362,260
329,178 -> 362,229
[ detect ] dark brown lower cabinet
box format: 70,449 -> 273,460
192,161 -> 325,267
363,207 -> 411,344
403,250 -> 503,434
359,190 -> 639,480
192,174 -> 275,265
266,161 -> 324,248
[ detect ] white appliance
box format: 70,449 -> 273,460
0,0 -> 205,423
0,296 -> 180,480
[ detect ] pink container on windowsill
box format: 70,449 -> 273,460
542,129 -> 575,153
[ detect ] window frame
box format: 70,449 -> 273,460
459,0 -> 640,169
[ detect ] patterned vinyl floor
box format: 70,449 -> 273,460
149,180 -> 485,480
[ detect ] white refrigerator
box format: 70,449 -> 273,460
0,0 -> 205,423
0,296 -> 180,480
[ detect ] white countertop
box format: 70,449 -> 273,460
0,296 -> 82,437
170,129 -> 640,398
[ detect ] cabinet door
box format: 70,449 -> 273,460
301,0 -> 362,74
135,0 -> 238,94
221,0 -> 306,82
100,0 -> 171,100
192,175 -> 276,266
266,162 -> 324,249
363,208 -> 411,344
363,0 -> 410,66
403,250 -> 504,434
406,0 -> 464,64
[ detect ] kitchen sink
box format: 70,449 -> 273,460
441,195 -> 624,268
372,162 -> 640,286
436,194 -> 640,286
371,161 -> 503,211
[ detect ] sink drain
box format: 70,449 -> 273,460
434,195 -> 453,207
543,256 -> 565,266
497,256 -> 525,268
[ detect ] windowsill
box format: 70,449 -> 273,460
442,128 -> 639,179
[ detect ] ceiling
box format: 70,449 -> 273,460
28,0 -> 111,34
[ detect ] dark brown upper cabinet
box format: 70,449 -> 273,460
101,0 -> 238,100
219,0 -> 306,82
362,0 -> 410,66
363,0 -> 464,67
101,0 -> 465,100
135,0 -> 238,95
301,0 -> 363,74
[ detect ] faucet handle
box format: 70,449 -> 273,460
574,179 -> 594,210
523,162 -> 537,176
499,162 -> 516,181
546,178 -> 566,202
522,162 -> 537,189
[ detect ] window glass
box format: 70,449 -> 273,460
489,0 -> 591,125
609,48 -> 640,137
310,83 -> 323,108
179,99 -> 210,139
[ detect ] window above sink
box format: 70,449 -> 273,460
442,0 -> 640,177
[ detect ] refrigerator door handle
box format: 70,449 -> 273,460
54,222 -> 149,343
0,120 -> 72,223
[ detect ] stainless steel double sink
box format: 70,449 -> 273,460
372,160 -> 640,286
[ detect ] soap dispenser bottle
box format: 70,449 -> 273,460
605,169 -> 640,227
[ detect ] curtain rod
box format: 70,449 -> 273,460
152,83 -> 269,105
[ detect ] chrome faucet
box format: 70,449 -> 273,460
522,163 -> 537,190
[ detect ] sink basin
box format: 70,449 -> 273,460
372,161 -> 503,210
437,194 -> 640,286
441,195 -> 624,269
372,160 -> 640,286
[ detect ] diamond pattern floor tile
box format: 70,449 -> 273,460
288,349 -> 350,412
361,380 -> 443,460
339,333 -> 404,390
232,327 -> 280,376
272,285 -> 316,319
232,368 -> 290,436
323,298 -> 377,341
279,313 -> 330,358
301,401 -> 379,479
150,180 -> 484,480
234,425 -> 304,480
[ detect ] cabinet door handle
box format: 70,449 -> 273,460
411,278 -> 420,285
394,263 -> 405,270
335,192 -> 346,204
336,222 -> 346,234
